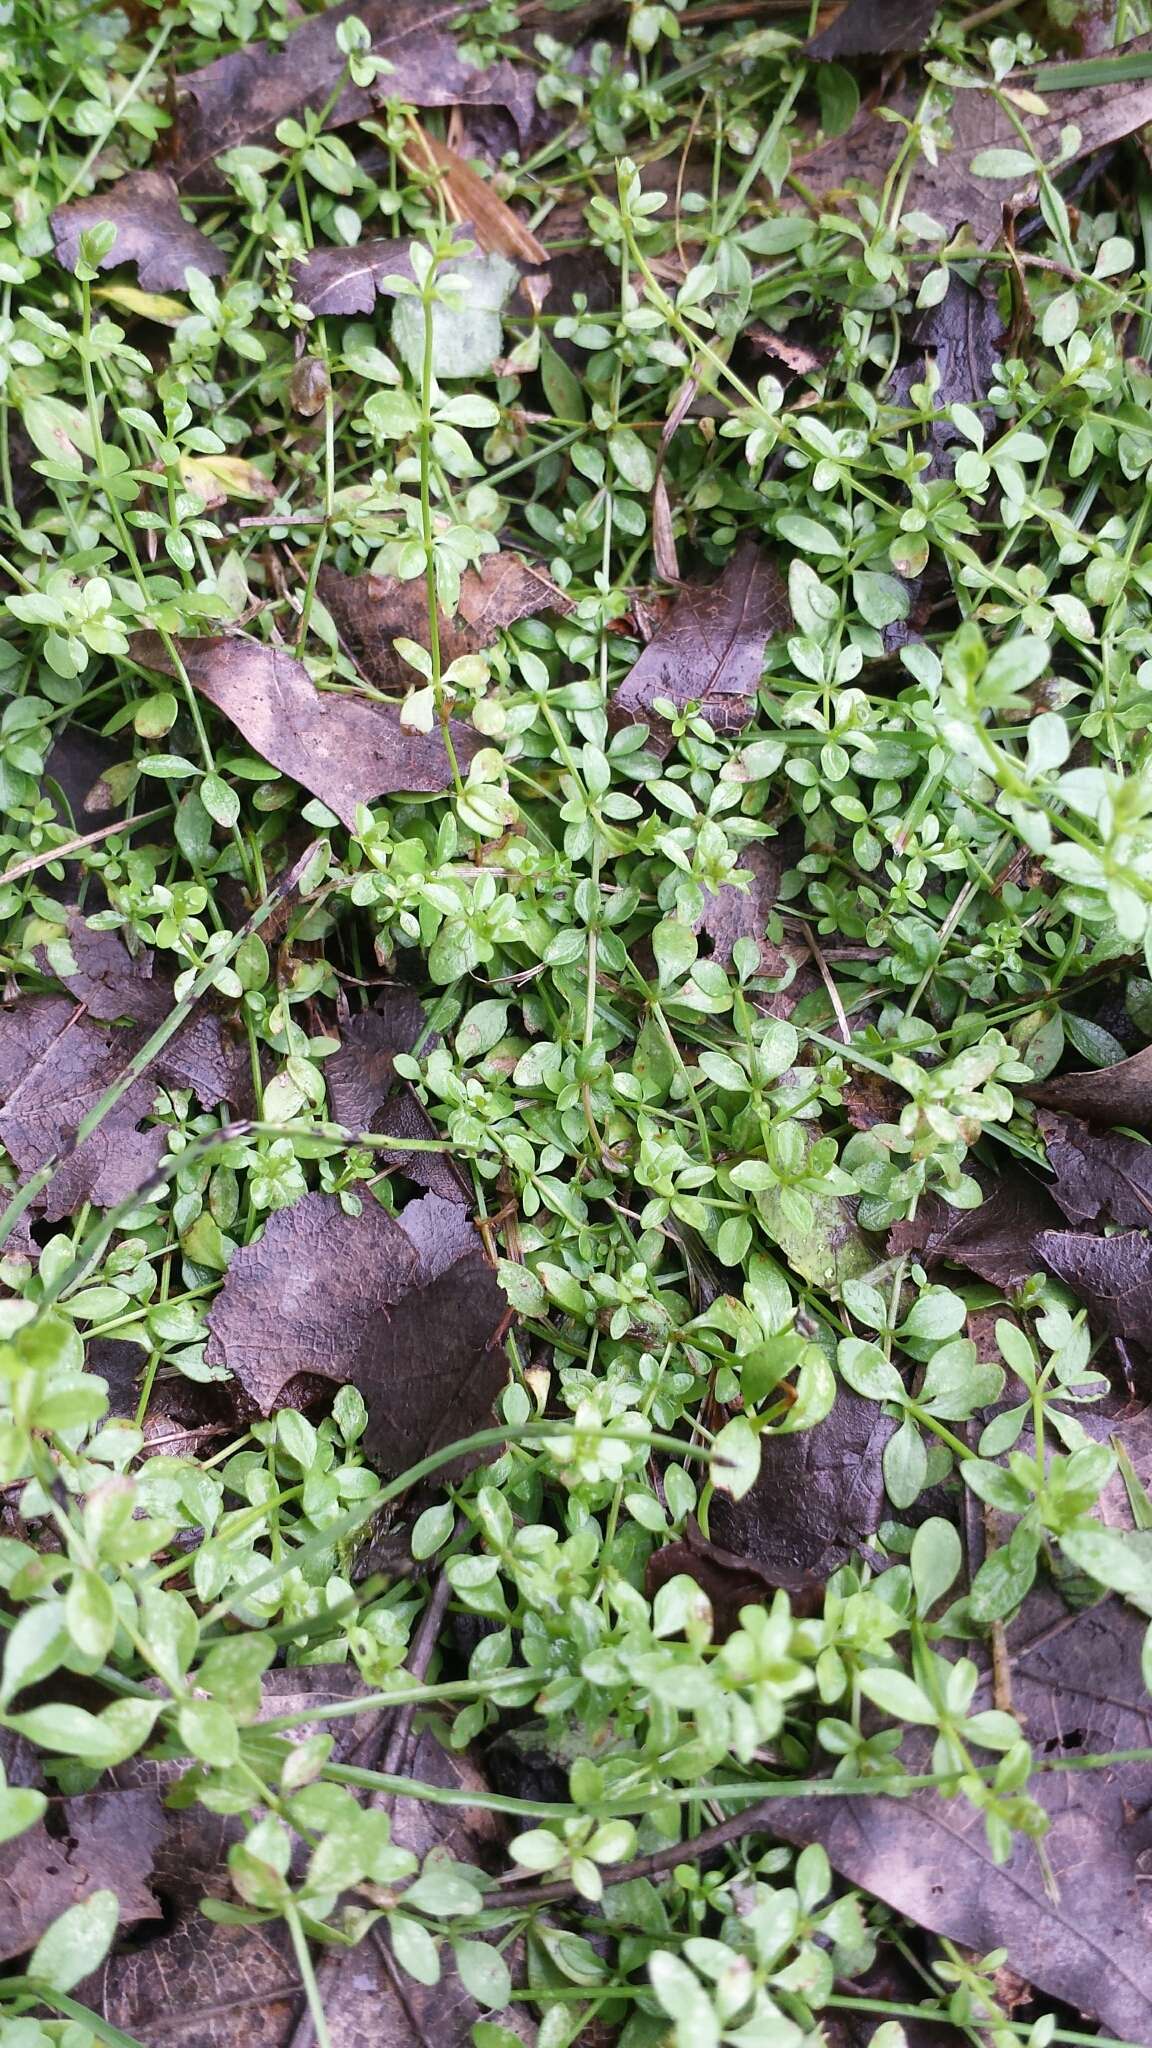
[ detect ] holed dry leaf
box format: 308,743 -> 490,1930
130,632 -> 476,831
0,1787 -> 164,1963
767,1594 -> 1152,2039
319,552 -> 572,691
205,1190 -> 508,1471
609,540 -> 789,757
796,34 -> 1152,245
292,238 -> 417,317
1024,1041 -> 1152,1126
806,0 -> 938,58
1040,1109 -> 1152,1227
169,0 -> 531,192
52,170 -> 227,290
710,1387 -> 893,1580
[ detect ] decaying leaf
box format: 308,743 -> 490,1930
205,1190 -> 508,1471
33,907 -> 168,1026
710,1388 -> 893,1580
1040,1109 -> 1152,1227
1036,1228 -> 1152,1351
768,1594 -> 1152,2039
889,272 -> 1004,479
609,541 -> 790,756
0,1787 -> 164,1964
129,632 -> 476,831
0,992 -> 246,1221
888,1173 -> 1061,1292
645,1519 -> 824,1639
1025,1041 -> 1152,1126
326,992 -> 470,1203
169,0 -> 534,192
796,35 -> 1152,244
292,238 -> 417,317
52,170 -> 227,290
403,122 -> 547,267
806,0 -> 938,58
319,552 -> 572,691
694,841 -> 782,968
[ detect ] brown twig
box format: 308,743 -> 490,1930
0,806 -> 167,887
489,1798 -> 780,1914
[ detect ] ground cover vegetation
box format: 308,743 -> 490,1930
2,0 -> 1152,2042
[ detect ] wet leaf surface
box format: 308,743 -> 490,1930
52,170 -> 227,289
767,1594 -> 1152,2040
205,1190 -> 507,1469
130,632 -> 476,831
609,541 -> 790,756
320,552 -> 571,691
0,1787 -> 164,1963
709,1388 -> 893,1579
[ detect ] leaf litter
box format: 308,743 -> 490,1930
10,2 -> 1152,2045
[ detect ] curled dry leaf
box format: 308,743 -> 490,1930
1023,1040 -> 1152,1126
609,540 -> 790,757
51,170 -> 227,290
710,1387 -> 893,1580
292,237 -> 416,317
169,0 -> 535,192
806,0 -> 939,57
403,122 -> 548,267
1040,1108 -> 1152,1227
129,631 -> 476,831
796,34 -> 1152,244
0,1787 -> 164,1964
767,1594 -> 1152,2040
205,1190 -> 508,1473
319,551 -> 572,691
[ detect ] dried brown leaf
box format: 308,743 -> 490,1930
292,239 -> 417,317
130,632 -> 476,831
205,1191 -> 508,1471
0,1788 -> 164,1963
796,35 -> 1152,244
767,1595 -> 1152,2039
319,552 -> 571,691
169,0 -> 532,192
710,1388 -> 893,1579
34,907 -> 168,1026
645,1519 -> 824,1640
1036,1228 -> 1152,1350
404,123 -> 547,266
694,841 -> 781,969
325,992 -> 470,1203
52,170 -> 227,290
1040,1108 -> 1152,1227
888,1173 -> 1061,1292
806,0 -> 937,57
609,541 -> 790,757
1024,1041 -> 1152,1126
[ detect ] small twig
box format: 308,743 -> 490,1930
0,806 -> 167,887
982,1504 -> 1015,1717
491,1798 -> 780,1913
